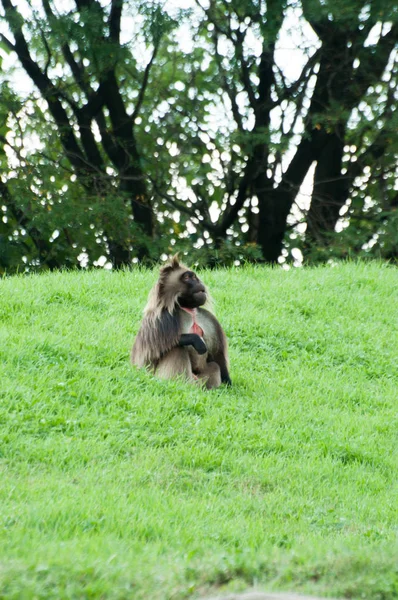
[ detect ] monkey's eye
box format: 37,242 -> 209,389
182,271 -> 197,282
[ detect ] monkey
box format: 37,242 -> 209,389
131,255 -> 231,389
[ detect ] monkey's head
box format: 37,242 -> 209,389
176,268 -> 207,309
144,254 -> 208,318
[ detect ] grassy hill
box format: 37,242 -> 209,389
0,262 -> 397,600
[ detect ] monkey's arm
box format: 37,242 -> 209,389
179,333 -> 207,355
198,308 -> 231,386
212,351 -> 231,385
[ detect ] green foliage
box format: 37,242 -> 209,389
0,263 -> 397,599
307,209 -> 398,263
179,239 -> 264,267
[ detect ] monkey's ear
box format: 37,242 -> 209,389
170,253 -> 180,269
159,253 -> 180,277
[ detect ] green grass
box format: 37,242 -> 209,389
0,262 -> 397,600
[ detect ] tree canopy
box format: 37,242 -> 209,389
0,0 -> 397,272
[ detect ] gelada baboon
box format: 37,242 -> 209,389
131,255 -> 231,389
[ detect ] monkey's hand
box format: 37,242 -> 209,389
179,333 -> 207,355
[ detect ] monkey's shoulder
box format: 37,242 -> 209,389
197,307 -> 213,318
196,307 -> 223,328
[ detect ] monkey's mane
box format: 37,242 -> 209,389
131,255 -> 183,367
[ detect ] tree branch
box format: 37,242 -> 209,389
131,42 -> 159,122
212,29 -> 244,131
347,23 -> 398,109
301,0 -> 330,40
1,0 -> 89,174
234,29 -> 258,110
217,157 -> 254,235
109,0 -> 123,43
0,32 -> 15,52
149,176 -> 217,233
75,0 -> 95,10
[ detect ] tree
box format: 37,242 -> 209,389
0,0 -> 397,272
0,0 -> 168,267
173,0 -> 398,264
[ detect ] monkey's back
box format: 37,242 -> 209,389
131,309 -> 181,369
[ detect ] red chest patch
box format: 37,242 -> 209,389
181,307 -> 204,337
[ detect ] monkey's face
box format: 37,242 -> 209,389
178,270 -> 207,308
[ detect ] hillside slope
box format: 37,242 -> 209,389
0,263 -> 397,600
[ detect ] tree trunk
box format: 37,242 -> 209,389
306,128 -> 348,244
256,135 -> 321,262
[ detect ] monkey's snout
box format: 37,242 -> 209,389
194,290 -> 207,305
196,285 -> 205,294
